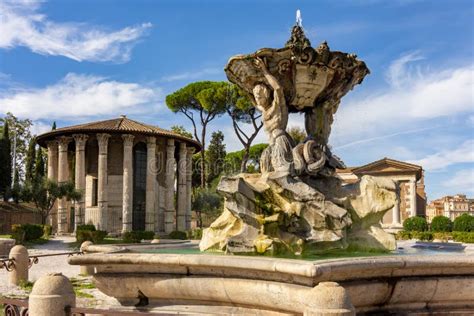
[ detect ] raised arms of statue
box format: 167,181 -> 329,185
254,57 -> 285,110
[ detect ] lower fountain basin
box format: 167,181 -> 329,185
69,244 -> 474,315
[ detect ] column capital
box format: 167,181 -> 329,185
57,136 -> 72,149
186,147 -> 195,155
72,134 -> 89,147
96,133 -> 111,152
146,136 -> 156,148
45,140 -> 58,150
122,134 -> 135,147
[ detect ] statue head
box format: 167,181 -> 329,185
253,84 -> 271,108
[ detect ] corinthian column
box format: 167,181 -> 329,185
146,136 -> 157,231
392,181 -> 401,226
57,136 -> 71,234
177,143 -> 187,231
409,179 -> 417,217
97,133 -> 110,231
122,134 -> 134,233
165,139 -> 176,233
186,147 -> 195,230
73,134 -> 88,231
46,140 -> 58,228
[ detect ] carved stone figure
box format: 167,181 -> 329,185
201,19 -> 396,256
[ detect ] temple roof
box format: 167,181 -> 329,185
337,157 -> 423,180
36,116 -> 201,151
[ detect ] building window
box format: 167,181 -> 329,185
91,178 -> 98,206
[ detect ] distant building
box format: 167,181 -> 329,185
337,158 -> 426,229
426,194 -> 474,222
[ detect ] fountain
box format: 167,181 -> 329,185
200,16 -> 396,256
68,14 -> 474,315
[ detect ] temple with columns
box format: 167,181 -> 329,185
36,116 -> 201,234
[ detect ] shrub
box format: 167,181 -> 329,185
403,216 -> 428,232
187,228 -> 203,240
168,230 -> 187,240
432,232 -> 451,242
77,224 -> 96,232
396,231 -> 411,240
122,231 -> 155,243
430,216 -> 452,232
411,231 -> 433,241
12,224 -> 44,242
76,230 -> 106,244
453,214 -> 474,232
452,232 -> 474,243
42,225 -> 52,237
11,224 -> 26,244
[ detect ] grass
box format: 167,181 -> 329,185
67,237 -> 126,249
70,277 -> 96,298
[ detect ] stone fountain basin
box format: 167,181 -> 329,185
68,250 -> 474,314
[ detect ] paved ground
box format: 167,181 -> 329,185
0,236 -> 81,297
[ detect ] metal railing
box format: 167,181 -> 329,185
0,251 -> 82,271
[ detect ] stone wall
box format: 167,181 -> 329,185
108,175 -> 123,233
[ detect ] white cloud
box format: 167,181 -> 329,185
0,73 -> 159,120
0,0 -> 151,62
409,140 -> 474,170
30,121 -> 52,136
161,68 -> 222,82
332,53 -> 474,143
443,169 -> 474,194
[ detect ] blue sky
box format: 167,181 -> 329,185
0,0 -> 473,200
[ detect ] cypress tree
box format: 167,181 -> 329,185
35,148 -> 46,181
0,121 -> 12,201
52,121 -> 57,130
25,137 -> 37,182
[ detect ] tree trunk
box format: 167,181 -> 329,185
240,145 -> 250,173
200,125 -> 206,188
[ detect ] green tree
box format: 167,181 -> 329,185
225,143 -> 269,175
166,81 -> 227,187
192,188 -> 223,228
430,215 -> 453,232
403,216 -> 428,232
453,213 -> 474,232
1,112 -> 33,181
22,179 -> 82,225
35,148 -> 46,181
287,126 -> 306,144
51,121 -> 57,130
0,120 -> 12,201
224,84 -> 263,172
171,125 -> 193,139
206,131 -> 226,185
11,169 -> 21,204
25,137 -> 37,182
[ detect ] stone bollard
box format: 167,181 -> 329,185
304,282 -> 355,316
8,245 -> 29,286
29,273 -> 76,316
79,241 -> 94,276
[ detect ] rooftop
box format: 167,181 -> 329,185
36,116 -> 201,151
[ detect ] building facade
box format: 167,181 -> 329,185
37,116 -> 200,234
426,194 -> 474,222
337,158 -> 426,229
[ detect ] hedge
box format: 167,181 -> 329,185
77,224 -> 96,232
452,232 -> 474,243
430,216 -> 452,232
11,224 -> 45,243
403,216 -> 428,232
76,230 -> 107,244
187,228 -> 203,240
453,214 -> 474,232
122,231 -> 155,243
168,230 -> 187,240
